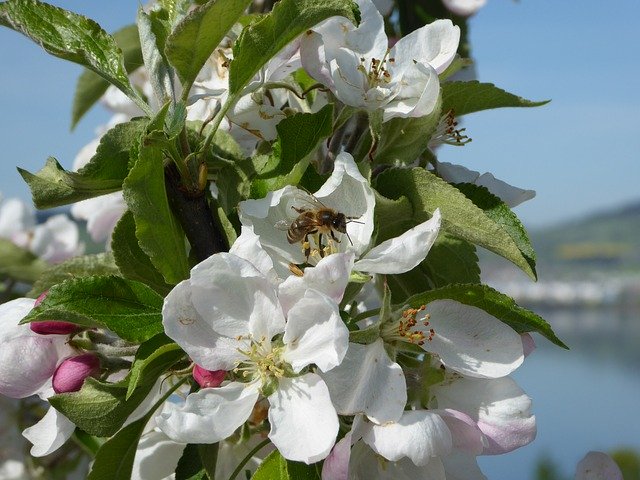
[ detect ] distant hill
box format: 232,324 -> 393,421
482,200 -> 640,280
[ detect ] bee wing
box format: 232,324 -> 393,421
290,190 -> 326,210
274,220 -> 292,231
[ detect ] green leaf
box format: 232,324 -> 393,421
441,81 -> 549,117
404,284 -> 567,348
123,141 -> 190,285
49,377 -> 156,437
0,0 -> 149,115
166,0 -> 251,94
229,0 -> 359,96
71,24 -> 143,128
86,415 -> 149,480
111,210 -> 172,295
126,333 -> 184,399
251,450 -> 321,480
375,168 -> 537,279
251,104 -> 334,198
0,238 -> 48,283
386,233 -> 480,303
138,8 -> 175,107
18,119 -> 147,209
373,95 -> 442,166
22,275 -> 164,343
175,444 -> 207,480
29,252 -> 119,297
456,183 -> 536,277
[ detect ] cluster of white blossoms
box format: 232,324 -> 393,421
2,0 -> 626,478
156,152 -> 536,477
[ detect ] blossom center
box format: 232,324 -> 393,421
381,305 -> 435,346
358,52 -> 395,88
430,110 -> 471,148
235,335 -> 287,386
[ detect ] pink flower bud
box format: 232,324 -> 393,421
30,291 -> 81,335
52,354 -> 101,394
193,364 -> 225,388
30,321 -> 80,335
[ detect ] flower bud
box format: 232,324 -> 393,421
193,365 -> 225,389
52,353 -> 101,394
30,291 -> 81,335
30,321 -> 80,336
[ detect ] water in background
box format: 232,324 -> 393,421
478,307 -> 640,480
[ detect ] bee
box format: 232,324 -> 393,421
276,193 -> 361,261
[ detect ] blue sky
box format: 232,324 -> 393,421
0,0 -> 638,227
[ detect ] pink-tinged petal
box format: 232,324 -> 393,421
52,353 -> 100,394
363,410 -> 452,466
22,407 -> 75,457
133,430 -> 186,480
441,451 -> 488,480
575,451 -> 623,480
437,409 -> 485,455
321,432 -> 351,480
431,376 -> 536,455
268,374 -> 338,464
283,290 -> 348,373
162,280 -> 244,371
442,0 -> 487,17
391,19 -> 460,74
314,152 -> 376,257
354,210 -> 441,274
188,253 -> 285,341
30,321 -> 80,335
321,340 -> 406,424
278,253 -> 354,315
521,333 -> 536,357
156,382 -> 259,444
0,298 -> 71,398
193,365 -> 226,389
424,300 -> 524,378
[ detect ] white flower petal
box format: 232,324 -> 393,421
442,0 -> 487,17
314,153 -> 376,256
575,451 -> 623,480
188,253 -> 285,341
363,410 -> 452,466
162,280 -> 244,371
321,340 -> 406,424
431,375 -> 536,454
425,300 -> 524,378
29,214 -> 83,263
72,192 -> 126,243
441,452 -> 487,480
156,382 -> 259,444
0,198 -> 35,238
230,226 -> 279,285
268,374 -> 338,464
354,210 -> 441,274
383,62 -> 440,121
278,252 -> 354,314
283,290 -> 348,373
132,430 -> 185,480
437,162 -> 536,208
350,442 -> 446,480
22,407 -> 75,457
391,19 -> 460,74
